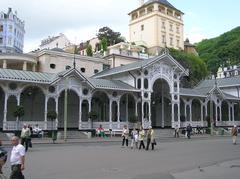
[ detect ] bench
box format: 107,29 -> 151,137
95,129 -> 123,137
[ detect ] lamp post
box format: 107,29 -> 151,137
209,77 -> 220,135
63,80 -> 68,142
58,74 -> 68,142
210,94 -> 214,135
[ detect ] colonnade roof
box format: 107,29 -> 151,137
93,53 -> 187,79
0,68 -> 54,84
196,76 -> 240,89
0,68 -> 138,92
180,87 -> 240,101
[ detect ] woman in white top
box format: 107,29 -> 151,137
130,128 -> 138,149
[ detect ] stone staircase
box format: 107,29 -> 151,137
57,130 -> 89,139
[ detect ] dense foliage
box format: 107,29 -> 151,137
97,26 -> 125,46
86,44 -> 93,56
170,49 -> 208,87
196,26 -> 240,75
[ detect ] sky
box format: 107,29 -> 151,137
0,0 -> 239,53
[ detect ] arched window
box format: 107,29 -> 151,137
137,79 -> 141,89
144,79 -> 148,89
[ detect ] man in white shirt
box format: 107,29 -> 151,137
10,136 -> 25,179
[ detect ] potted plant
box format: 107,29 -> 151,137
47,111 -> 58,143
88,111 -> 98,136
205,116 -> 211,134
13,105 -> 25,136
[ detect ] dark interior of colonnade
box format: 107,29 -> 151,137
7,96 -> 17,121
21,86 -> 45,122
0,88 -> 4,128
91,91 -> 109,122
120,94 -> 135,122
58,90 -> 79,129
151,79 -> 171,128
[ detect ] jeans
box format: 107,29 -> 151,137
139,140 -> 145,149
21,138 -> 29,151
122,136 -> 128,146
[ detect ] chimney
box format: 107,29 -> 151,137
139,0 -> 144,6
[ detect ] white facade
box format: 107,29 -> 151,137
0,52 -> 240,131
129,0 -> 184,54
40,33 -> 71,50
0,8 -> 25,53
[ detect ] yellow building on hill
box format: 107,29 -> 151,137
129,0 -> 184,54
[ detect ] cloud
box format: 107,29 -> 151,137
0,0 -> 138,52
184,25 -> 208,43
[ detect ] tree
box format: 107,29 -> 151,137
13,105 -> 25,119
97,26 -> 125,46
86,44 -> 93,56
47,111 -> 58,142
169,48 -> 208,87
13,105 -> 25,133
100,38 -> 108,52
196,26 -> 240,74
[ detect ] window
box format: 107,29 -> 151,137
162,35 -> 166,44
141,25 -> 144,31
65,65 -> 71,70
50,64 -> 56,69
81,68 -> 86,73
94,69 -> 99,74
103,64 -> 110,70
170,24 -> 173,31
170,37 -> 173,46
176,26 -> 180,33
177,40 -> 180,47
8,37 -> 12,45
137,79 -> 141,89
9,25 -> 12,32
0,37 -> 3,44
0,25 -> 3,32
162,22 -> 165,29
144,79 -> 148,89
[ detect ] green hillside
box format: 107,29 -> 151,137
196,26 -> 240,75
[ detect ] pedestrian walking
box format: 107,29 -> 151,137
130,128 -> 138,149
186,124 -> 192,139
174,125 -> 179,138
27,124 -> 33,148
122,125 -> 129,147
231,125 -> 238,145
138,127 -> 145,150
21,124 -> 31,152
10,136 -> 25,179
146,126 -> 156,150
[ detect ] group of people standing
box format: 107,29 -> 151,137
121,125 -> 156,150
